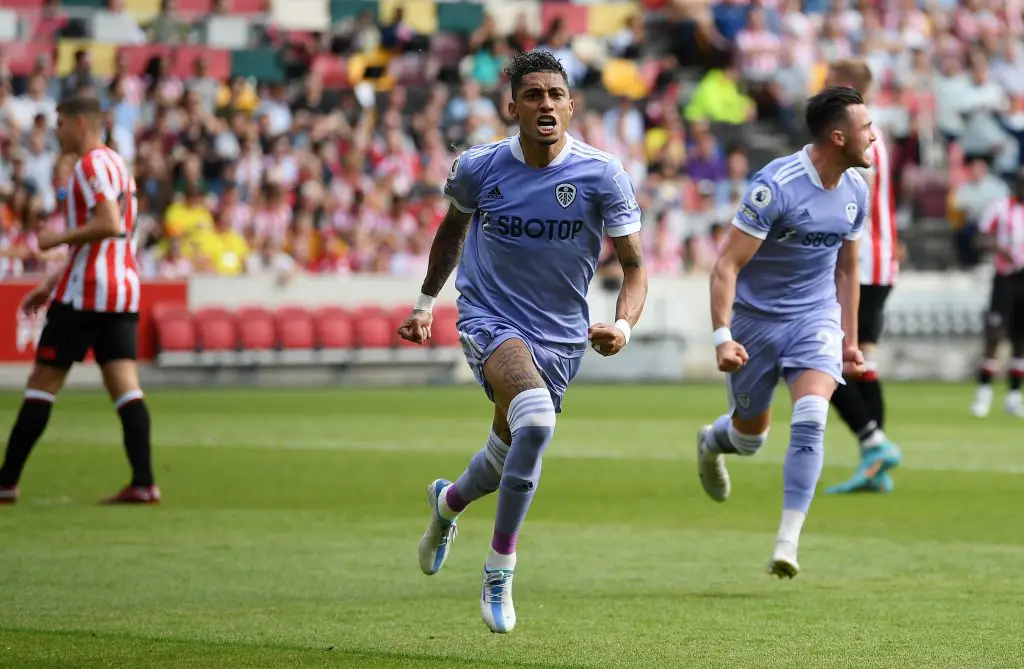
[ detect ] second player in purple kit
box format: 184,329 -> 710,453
697,86 -> 873,579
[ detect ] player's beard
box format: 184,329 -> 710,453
848,146 -> 871,170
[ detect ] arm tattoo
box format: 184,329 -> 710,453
613,232 -> 644,269
420,207 -> 472,297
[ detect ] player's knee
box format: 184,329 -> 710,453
790,395 -> 829,448
101,360 -> 140,399
27,364 -> 67,395
501,388 -> 556,491
727,424 -> 769,456
484,430 -> 511,472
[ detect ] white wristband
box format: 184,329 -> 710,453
712,327 -> 733,347
413,293 -> 437,313
614,319 -> 631,345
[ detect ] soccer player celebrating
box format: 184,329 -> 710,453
0,96 -> 157,505
696,87 -> 870,578
397,51 -> 647,633
822,60 -> 902,494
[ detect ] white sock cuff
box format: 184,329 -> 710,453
792,395 -> 829,425
114,389 -> 144,410
507,388 -> 556,432
24,389 -> 55,403
1011,358 -> 1024,373
727,424 -> 768,455
484,430 -> 510,471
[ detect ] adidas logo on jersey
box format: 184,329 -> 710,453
484,186 -> 503,200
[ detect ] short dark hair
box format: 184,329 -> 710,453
805,86 -> 864,142
504,50 -> 569,99
57,95 -> 102,118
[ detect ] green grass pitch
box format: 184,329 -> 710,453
0,382 -> 1022,668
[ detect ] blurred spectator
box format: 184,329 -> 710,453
6,0 -> 1024,281
949,155 -> 1010,266
684,61 -> 756,125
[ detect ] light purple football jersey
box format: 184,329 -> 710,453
443,134 -> 641,355
731,146 -> 869,319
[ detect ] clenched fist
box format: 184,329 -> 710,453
588,323 -> 626,356
397,311 -> 433,345
716,341 -> 749,373
842,345 -> 865,378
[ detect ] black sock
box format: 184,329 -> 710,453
117,395 -> 154,488
856,375 -> 885,430
0,394 -> 54,486
1011,371 -> 1024,392
978,364 -> 996,386
829,381 -> 878,443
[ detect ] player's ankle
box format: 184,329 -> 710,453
438,484 -> 465,521
486,545 -> 517,570
860,429 -> 887,449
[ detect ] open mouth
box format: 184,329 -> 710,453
537,115 -> 557,136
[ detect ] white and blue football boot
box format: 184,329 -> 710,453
417,479 -> 458,575
480,566 -> 516,633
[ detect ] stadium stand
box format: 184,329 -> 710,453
0,0 -> 1020,365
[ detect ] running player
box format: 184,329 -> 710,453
0,96 -> 157,505
696,86 -> 870,578
397,51 -> 647,633
822,59 -> 902,494
970,173 -> 1024,418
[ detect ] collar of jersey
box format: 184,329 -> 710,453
510,133 -> 575,168
800,144 -> 844,191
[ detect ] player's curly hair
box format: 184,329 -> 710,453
504,50 -> 569,100
805,86 -> 864,142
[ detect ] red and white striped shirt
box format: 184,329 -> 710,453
859,135 -> 898,286
52,146 -> 140,313
979,196 -> 1024,276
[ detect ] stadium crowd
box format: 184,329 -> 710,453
0,0 -> 1022,279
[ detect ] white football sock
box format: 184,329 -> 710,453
777,509 -> 806,548
485,548 -> 516,570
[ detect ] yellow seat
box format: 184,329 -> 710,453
123,0 -> 162,23
379,0 -> 437,35
602,59 -> 647,100
57,40 -> 118,78
588,3 -> 637,38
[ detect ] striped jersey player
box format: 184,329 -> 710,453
0,96 -> 158,506
971,174 -> 1024,418
53,140 -> 141,313
820,59 -> 903,495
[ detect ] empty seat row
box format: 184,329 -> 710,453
152,303 -> 462,367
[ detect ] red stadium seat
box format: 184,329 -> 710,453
235,308 -> 275,351
541,3 -> 588,35
275,308 -> 315,350
2,42 -> 54,76
430,306 -> 461,348
152,302 -> 191,323
354,310 -> 392,349
167,46 -> 231,80
155,316 -> 196,352
315,309 -> 354,349
311,55 -> 349,89
230,0 -> 265,14
194,309 -> 236,351
154,313 -> 197,366
117,45 -> 171,76
194,306 -> 232,322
